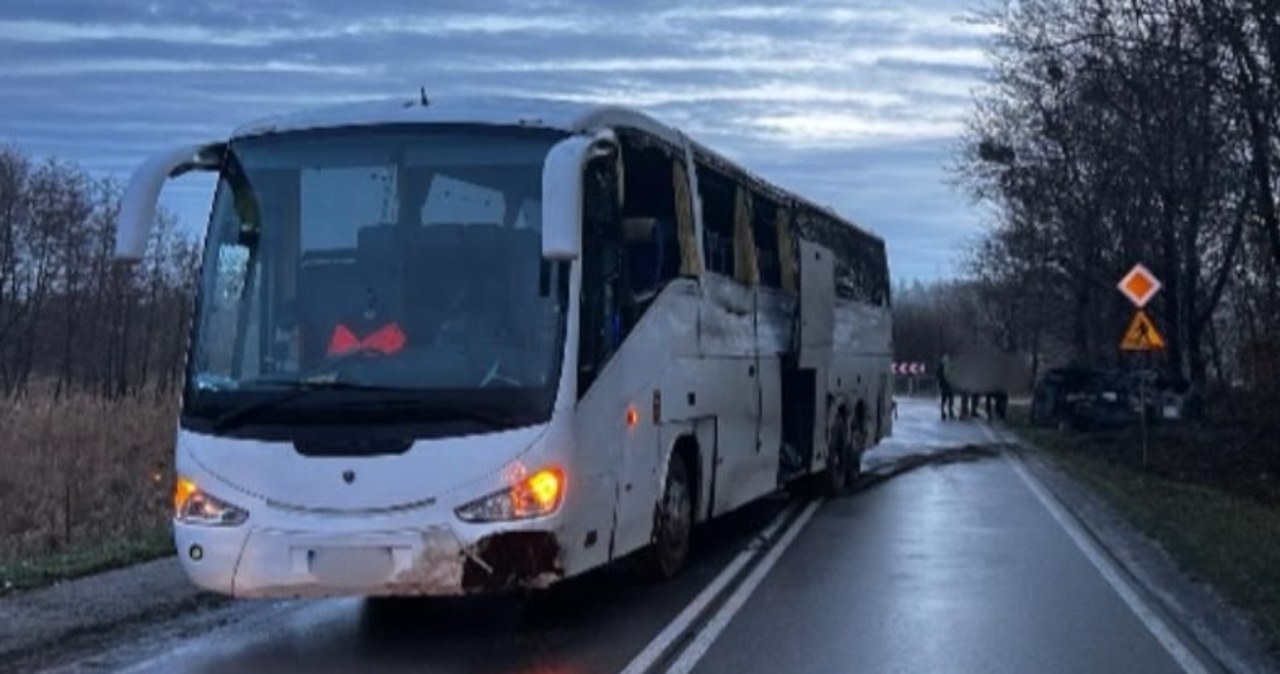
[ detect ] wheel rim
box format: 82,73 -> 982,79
829,425 -> 847,491
659,465 -> 691,570
848,427 -> 866,484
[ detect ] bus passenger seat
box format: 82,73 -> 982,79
354,224 -> 407,325
624,216 -> 665,302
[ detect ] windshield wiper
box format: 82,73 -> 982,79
209,381 -> 381,432
340,397 -> 520,429
208,383 -> 520,432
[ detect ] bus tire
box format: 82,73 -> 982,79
636,455 -> 693,581
847,416 -> 866,488
824,417 -> 851,497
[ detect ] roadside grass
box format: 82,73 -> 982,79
0,529 -> 172,594
1010,407 -> 1280,652
0,387 -> 177,593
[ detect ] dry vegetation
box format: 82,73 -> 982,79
1,386 -> 177,564
0,145 -> 195,585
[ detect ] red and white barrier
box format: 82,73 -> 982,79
892,362 -> 927,376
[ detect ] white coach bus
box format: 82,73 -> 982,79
114,95 -> 893,598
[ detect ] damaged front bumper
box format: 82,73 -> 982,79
176,523 -> 564,598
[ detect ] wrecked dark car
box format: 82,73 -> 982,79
1031,366 -> 1137,431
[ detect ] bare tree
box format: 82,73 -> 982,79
0,146 -> 197,400
954,0 -> 1264,396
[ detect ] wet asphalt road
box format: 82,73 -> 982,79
50,399 -> 1189,674
691,404 -> 1184,673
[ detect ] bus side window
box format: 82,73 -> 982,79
732,187 -> 759,286
578,155 -> 624,398
753,195 -> 783,289
696,162 -> 735,277
617,133 -> 685,305
793,206 -> 886,305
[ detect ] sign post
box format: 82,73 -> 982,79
893,362 -> 928,397
1117,264 -> 1165,468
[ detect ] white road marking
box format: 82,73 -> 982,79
663,500 -> 821,674
618,501 -> 801,674
985,425 -> 1212,674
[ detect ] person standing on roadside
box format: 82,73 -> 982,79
937,354 -> 955,420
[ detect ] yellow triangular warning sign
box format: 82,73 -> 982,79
1121,310 -> 1165,351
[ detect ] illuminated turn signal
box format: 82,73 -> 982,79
172,476 -> 249,526
514,468 -> 565,518
527,469 -> 563,509
174,477 -> 198,517
456,466 -> 567,523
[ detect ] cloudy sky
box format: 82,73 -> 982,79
0,0 -> 992,282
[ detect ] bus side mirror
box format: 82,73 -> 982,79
541,137 -> 589,262
115,143 -> 223,261
541,133 -> 616,262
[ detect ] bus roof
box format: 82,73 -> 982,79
231,95 -> 880,243
232,95 -> 655,140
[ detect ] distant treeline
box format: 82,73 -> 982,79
952,0 -> 1280,399
0,145 -> 197,399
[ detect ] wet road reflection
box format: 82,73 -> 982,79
690,399 -> 1186,674
56,398 -> 1021,674
71,500 -> 789,674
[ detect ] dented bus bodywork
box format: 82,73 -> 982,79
117,96 -> 893,598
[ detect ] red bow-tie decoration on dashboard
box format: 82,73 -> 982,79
326,322 -> 407,356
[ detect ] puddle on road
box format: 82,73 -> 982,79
858,444 -> 1010,493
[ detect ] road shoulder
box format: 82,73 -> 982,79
1009,436 -> 1278,674
0,555 -> 226,673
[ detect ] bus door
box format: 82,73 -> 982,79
575,146 -> 659,558
788,239 -> 834,476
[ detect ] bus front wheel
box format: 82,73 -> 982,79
637,456 -> 693,581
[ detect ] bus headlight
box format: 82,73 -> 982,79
455,468 -> 565,523
174,477 -> 249,527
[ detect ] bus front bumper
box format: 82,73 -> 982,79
175,523 -> 564,598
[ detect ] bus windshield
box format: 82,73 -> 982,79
182,124 -> 570,436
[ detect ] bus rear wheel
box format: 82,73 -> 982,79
637,456 -> 693,581
824,421 -> 851,497
847,422 -> 866,487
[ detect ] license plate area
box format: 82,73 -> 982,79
306,546 -> 395,587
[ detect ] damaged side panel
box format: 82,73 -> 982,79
388,529 -> 564,595
461,531 -> 563,593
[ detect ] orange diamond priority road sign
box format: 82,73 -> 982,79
1121,310 -> 1166,351
1118,263 -> 1161,308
